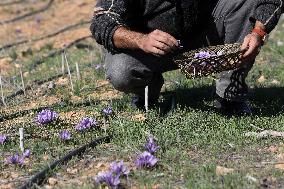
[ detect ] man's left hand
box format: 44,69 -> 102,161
240,33 -> 263,64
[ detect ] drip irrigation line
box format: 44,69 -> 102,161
18,135 -> 111,189
0,0 -> 25,6
4,71 -> 73,101
0,0 -> 54,25
30,35 -> 92,69
0,20 -> 91,50
0,98 -> 103,122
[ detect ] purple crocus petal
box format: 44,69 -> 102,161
75,117 -> 97,131
144,137 -> 160,154
102,107 -> 113,117
110,161 -> 130,176
135,151 -> 159,168
95,171 -> 120,188
23,149 -> 31,158
0,134 -> 7,144
6,154 -> 24,165
194,51 -> 212,59
59,130 -> 71,141
36,109 -> 58,125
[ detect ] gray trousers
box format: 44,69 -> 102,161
104,0 -> 257,102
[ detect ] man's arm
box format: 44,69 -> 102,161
241,0 -> 283,62
113,27 -> 179,57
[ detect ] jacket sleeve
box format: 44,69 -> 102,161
254,0 -> 283,33
90,0 -> 129,53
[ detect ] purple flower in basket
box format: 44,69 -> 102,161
23,149 -> 31,158
0,134 -> 7,144
135,151 -> 158,168
144,137 -> 160,154
36,109 -> 58,124
6,154 -> 24,165
194,51 -> 212,59
59,130 -> 71,141
75,117 -> 97,131
95,171 -> 120,188
110,161 -> 130,176
102,107 -> 113,117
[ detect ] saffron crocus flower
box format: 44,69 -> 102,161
135,151 -> 158,168
6,154 -> 24,165
23,149 -> 31,158
59,130 -> 71,140
36,109 -> 58,125
95,171 -> 120,188
0,134 -> 7,144
75,117 -> 97,131
110,161 -> 130,176
194,51 -> 212,59
102,107 -> 113,117
144,137 -> 160,154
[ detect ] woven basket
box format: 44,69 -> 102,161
174,43 -> 243,79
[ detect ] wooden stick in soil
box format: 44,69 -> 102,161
19,128 -> 24,152
61,52 -> 65,75
20,67 -> 26,95
63,51 -> 74,92
145,86 -> 149,112
0,75 -> 7,107
75,62 -> 81,80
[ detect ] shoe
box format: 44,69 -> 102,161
131,96 -> 158,111
214,96 -> 252,116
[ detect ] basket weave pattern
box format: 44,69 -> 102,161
174,43 -> 243,78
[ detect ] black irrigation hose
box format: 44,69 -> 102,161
30,35 -> 92,69
0,98 -> 109,123
5,70 -> 73,101
0,20 -> 91,50
18,135 -> 112,189
0,0 -> 54,25
0,0 -> 25,6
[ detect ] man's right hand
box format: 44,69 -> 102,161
138,29 -> 179,57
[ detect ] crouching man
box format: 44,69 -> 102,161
90,0 -> 283,115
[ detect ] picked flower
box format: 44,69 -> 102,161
59,130 -> 71,141
23,149 -> 31,158
110,161 -> 130,176
95,171 -> 120,188
144,136 -> 160,154
6,154 -> 24,165
194,51 -> 212,59
36,109 -> 58,125
102,107 -> 113,117
0,134 -> 7,144
135,151 -> 158,168
75,117 -> 97,131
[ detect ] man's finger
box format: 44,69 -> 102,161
151,47 -> 166,56
154,30 -> 179,47
153,40 -> 172,53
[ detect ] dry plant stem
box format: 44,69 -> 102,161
20,67 -> 26,95
0,75 -> 7,107
63,51 -> 74,92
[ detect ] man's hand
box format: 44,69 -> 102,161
138,29 -> 179,56
240,33 -> 263,64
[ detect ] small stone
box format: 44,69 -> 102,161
48,178 -> 58,185
48,81 -> 56,89
216,166 -> 234,176
257,75 -> 266,83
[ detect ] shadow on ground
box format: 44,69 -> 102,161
171,86 -> 284,117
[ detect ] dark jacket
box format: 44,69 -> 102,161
90,0 -> 283,53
